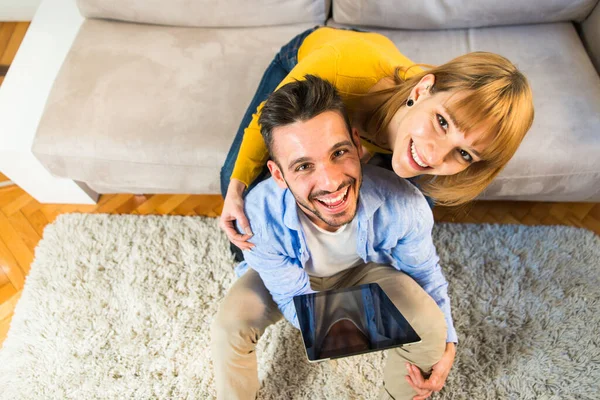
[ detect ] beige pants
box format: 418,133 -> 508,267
211,263 -> 447,400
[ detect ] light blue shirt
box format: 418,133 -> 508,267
236,164 -> 457,343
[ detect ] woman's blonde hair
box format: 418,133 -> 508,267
362,51 -> 534,206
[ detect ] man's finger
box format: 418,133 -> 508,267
412,391 -> 433,400
418,369 -> 445,392
405,376 -> 428,397
408,364 -> 426,387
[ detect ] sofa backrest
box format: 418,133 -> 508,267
332,0 -> 599,29
76,0 -> 331,27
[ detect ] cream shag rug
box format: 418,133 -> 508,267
0,214 -> 599,399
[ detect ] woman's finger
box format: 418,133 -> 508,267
231,238 -> 254,250
233,211 -> 253,237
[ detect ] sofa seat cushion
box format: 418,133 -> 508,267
32,20 -> 317,194
326,21 -> 600,201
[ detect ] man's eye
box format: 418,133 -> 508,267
333,149 -> 347,158
437,114 -> 449,130
458,149 -> 473,163
296,163 -> 312,172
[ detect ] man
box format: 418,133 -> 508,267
211,75 -> 457,400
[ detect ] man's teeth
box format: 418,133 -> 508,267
317,187 -> 348,205
411,141 -> 429,168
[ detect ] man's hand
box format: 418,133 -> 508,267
405,342 -> 456,400
219,179 -> 255,251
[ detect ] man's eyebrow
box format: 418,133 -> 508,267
331,140 -> 353,151
287,140 -> 354,170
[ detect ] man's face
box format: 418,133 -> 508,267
267,111 -> 363,232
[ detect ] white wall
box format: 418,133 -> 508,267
0,0 -> 42,20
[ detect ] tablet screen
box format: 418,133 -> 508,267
293,283 -> 421,362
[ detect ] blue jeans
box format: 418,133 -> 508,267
219,26 -> 319,198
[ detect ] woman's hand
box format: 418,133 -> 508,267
405,342 -> 456,400
219,179 -> 255,251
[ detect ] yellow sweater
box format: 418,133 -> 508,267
231,27 -> 421,187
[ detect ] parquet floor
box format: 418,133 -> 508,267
1,21 -> 599,348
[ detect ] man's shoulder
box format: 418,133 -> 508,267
241,178 -> 289,237
362,165 -> 431,215
361,166 -> 434,239
363,165 -> 423,198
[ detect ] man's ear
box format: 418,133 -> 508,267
267,160 -> 288,189
351,128 -> 363,158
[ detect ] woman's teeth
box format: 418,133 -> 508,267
411,141 -> 429,168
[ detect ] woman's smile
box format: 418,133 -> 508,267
408,139 -> 432,170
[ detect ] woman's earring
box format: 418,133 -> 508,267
407,99 -> 414,107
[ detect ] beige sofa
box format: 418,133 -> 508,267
30,0 -> 600,201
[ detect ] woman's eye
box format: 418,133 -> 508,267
436,114 -> 449,130
333,150 -> 347,158
458,149 -> 473,163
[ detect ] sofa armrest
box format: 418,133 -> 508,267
581,0 -> 600,74
0,0 -> 98,204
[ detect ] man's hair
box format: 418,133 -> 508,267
258,74 -> 353,159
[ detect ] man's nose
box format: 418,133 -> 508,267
318,163 -> 344,191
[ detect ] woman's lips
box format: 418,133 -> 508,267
407,139 -> 431,171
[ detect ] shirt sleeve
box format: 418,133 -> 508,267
230,45 -> 340,187
242,243 -> 317,329
390,199 -> 458,343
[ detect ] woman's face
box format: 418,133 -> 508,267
386,78 -> 492,179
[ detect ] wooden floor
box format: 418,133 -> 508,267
1,21 -> 599,348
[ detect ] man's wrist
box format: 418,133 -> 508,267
446,342 -> 457,354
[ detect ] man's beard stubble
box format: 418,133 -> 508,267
281,173 -> 362,229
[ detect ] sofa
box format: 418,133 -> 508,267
13,0 -> 600,201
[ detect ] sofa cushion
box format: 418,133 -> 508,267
32,20 -> 317,194
581,0 -> 600,74
327,20 -> 600,201
76,0 -> 330,27
332,0 -> 599,29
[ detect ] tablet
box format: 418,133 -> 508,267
293,282 -> 421,362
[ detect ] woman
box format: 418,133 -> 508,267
220,26 -> 534,249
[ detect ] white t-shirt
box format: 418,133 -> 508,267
297,210 -> 364,277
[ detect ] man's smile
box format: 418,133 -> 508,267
311,185 -> 352,214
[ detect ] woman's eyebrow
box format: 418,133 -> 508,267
442,106 -> 461,130
442,106 -> 484,159
470,148 -> 482,159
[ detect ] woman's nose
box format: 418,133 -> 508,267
423,141 -> 452,167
